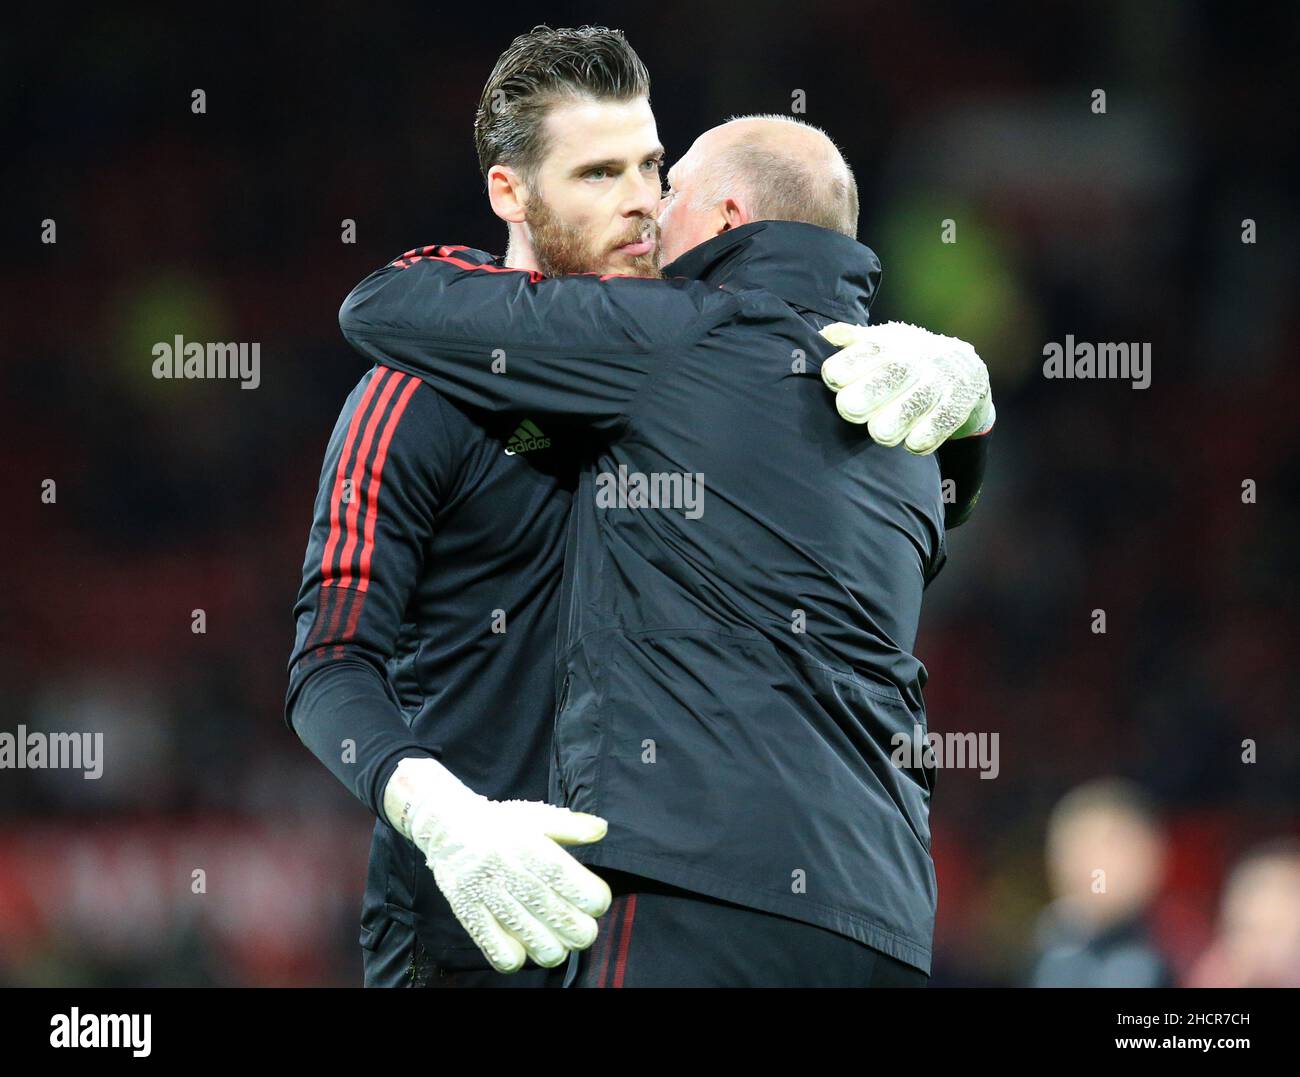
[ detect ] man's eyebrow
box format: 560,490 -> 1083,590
571,157 -> 619,174
571,146 -> 666,176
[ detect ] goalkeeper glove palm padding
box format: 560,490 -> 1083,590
383,757 -> 612,973
820,321 -> 994,455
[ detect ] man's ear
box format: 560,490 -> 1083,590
720,196 -> 748,232
487,164 -> 529,224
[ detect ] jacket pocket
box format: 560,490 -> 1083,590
550,658 -> 608,816
823,665 -> 933,853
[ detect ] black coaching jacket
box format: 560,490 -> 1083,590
338,221 -> 985,973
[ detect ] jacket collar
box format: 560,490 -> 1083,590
662,220 -> 881,323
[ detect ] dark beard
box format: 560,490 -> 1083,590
525,193 -> 662,278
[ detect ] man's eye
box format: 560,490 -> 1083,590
585,168 -> 609,181
641,157 -> 663,173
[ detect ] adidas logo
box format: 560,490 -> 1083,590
504,419 -> 551,456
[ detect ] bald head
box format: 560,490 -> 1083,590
658,114 -> 859,263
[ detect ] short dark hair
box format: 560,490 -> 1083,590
474,25 -> 651,183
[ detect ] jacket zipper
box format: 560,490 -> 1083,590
553,674 -> 572,802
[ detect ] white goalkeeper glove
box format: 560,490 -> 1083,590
383,756 -> 612,973
819,321 -> 994,455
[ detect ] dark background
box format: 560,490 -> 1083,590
2,2 -> 1297,985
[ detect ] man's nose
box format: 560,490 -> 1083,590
620,171 -> 662,218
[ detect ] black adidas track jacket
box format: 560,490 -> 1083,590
285,364 -> 583,966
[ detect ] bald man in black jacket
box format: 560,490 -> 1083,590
340,138 -> 992,982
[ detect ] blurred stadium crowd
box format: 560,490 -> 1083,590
3,3 -> 1297,986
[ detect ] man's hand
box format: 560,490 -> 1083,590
819,322 -> 995,455
383,757 -> 612,973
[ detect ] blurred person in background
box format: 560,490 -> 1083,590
1188,839 -> 1300,988
1028,778 -> 1173,988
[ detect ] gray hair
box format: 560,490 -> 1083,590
691,114 -> 859,239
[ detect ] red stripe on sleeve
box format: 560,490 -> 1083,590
336,369 -> 405,588
321,368 -> 387,582
323,580 -> 354,647
390,245 -> 543,281
356,373 -> 421,593
429,252 -> 544,283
